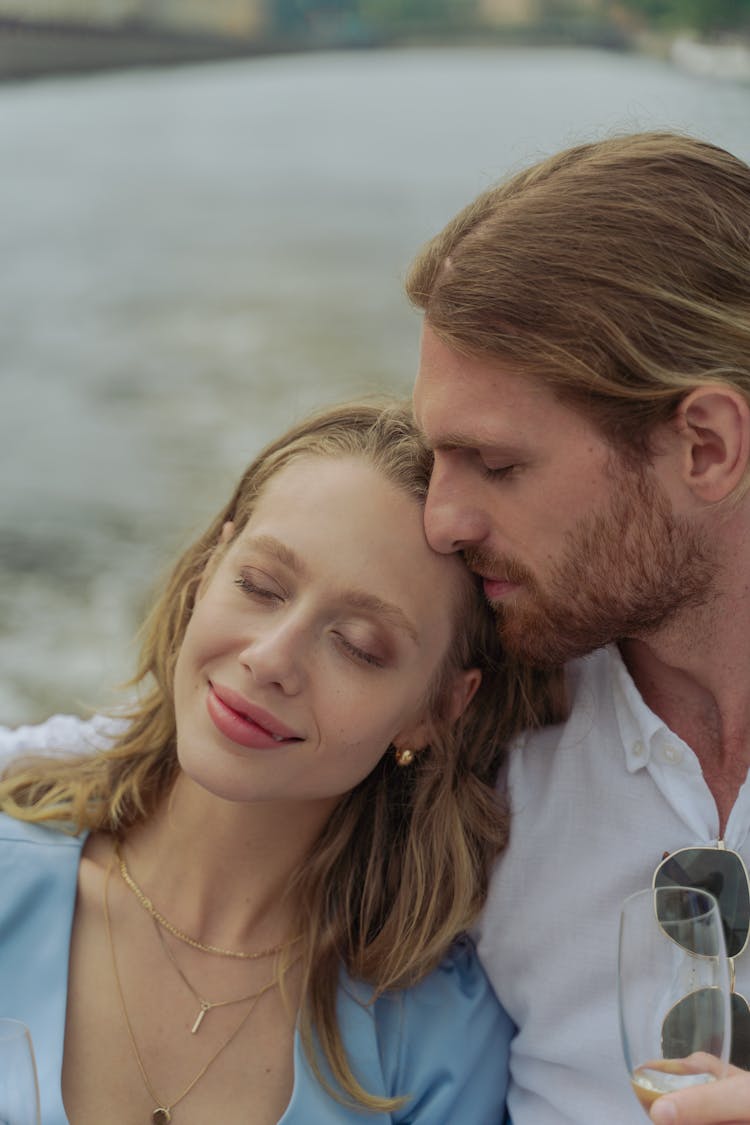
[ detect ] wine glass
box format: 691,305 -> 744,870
0,1019 -> 41,1125
618,886 -> 731,1115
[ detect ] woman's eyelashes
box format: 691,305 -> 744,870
335,633 -> 385,669
234,569 -> 285,602
233,568 -> 388,670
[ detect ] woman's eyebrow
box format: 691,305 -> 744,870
244,534 -> 307,576
243,534 -> 420,644
333,590 -> 419,644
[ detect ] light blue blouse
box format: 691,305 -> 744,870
0,813 -> 512,1124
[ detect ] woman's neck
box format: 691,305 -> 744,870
116,770 -> 332,954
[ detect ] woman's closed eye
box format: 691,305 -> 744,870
335,632 -> 385,668
234,568 -> 286,602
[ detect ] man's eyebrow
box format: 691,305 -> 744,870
423,429 -> 522,457
240,535 -> 420,644
416,425 -> 476,452
431,431 -> 479,451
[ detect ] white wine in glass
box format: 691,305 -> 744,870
618,886 -> 731,1115
0,1019 -> 41,1125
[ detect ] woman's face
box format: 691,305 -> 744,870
172,454 -> 475,814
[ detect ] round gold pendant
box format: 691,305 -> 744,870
152,1109 -> 171,1124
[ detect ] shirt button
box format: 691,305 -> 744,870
663,744 -> 683,764
632,740 -> 646,758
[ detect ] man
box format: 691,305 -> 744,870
408,132 -> 750,1124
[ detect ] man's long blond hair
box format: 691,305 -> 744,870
0,399 -> 564,1111
407,132 -> 750,468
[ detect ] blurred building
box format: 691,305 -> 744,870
479,0 -> 604,26
479,0 -> 540,24
146,0 -> 268,37
0,0 -> 139,22
0,0 -> 270,37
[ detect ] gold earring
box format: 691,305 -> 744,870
394,746 -> 415,767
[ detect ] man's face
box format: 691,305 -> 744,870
413,324 -> 712,666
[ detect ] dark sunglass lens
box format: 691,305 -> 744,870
655,887 -> 723,957
730,993 -> 750,1071
662,988 -> 728,1059
655,850 -> 750,958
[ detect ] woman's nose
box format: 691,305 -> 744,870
238,620 -> 305,695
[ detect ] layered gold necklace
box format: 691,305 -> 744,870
115,841 -> 298,960
152,917 -> 277,1034
104,844 -> 297,1122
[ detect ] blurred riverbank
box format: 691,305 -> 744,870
0,11 -> 694,82
2,11 -> 749,85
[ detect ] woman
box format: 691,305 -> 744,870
0,399 -> 561,1124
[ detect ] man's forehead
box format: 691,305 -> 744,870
414,358 -> 524,452
414,326 -> 562,447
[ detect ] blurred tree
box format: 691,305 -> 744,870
270,0 -> 481,36
271,0 -> 357,32
358,0 -> 476,20
613,0 -> 750,34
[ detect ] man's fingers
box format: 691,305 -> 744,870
650,1071 -> 750,1125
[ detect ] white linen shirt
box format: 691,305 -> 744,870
478,643 -> 750,1125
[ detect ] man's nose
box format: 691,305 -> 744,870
238,619 -> 305,695
424,459 -> 490,554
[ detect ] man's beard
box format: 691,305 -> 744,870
465,463 -> 715,668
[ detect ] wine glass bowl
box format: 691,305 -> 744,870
618,886 -> 731,1115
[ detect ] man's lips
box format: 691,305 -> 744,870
206,683 -> 302,750
478,575 -> 521,601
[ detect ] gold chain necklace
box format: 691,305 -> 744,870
153,917 -> 287,1035
115,842 -> 298,960
104,850 -> 279,1123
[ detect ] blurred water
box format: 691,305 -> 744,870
2,45 -> 749,723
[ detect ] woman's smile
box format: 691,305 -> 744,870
206,682 -> 303,751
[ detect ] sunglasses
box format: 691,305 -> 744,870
654,845 -> 750,1070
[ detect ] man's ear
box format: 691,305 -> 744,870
393,668 -> 482,754
674,386 -> 750,502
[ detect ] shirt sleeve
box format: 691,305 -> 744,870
0,713 -> 123,766
377,938 -> 513,1124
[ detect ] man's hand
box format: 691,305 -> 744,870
650,1055 -> 750,1124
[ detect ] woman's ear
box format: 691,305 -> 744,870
447,667 -> 482,723
197,521 -> 236,598
393,667 -> 482,754
674,386 -> 750,502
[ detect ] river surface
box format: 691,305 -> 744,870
1,46 -> 749,723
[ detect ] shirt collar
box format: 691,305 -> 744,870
606,644 -> 670,773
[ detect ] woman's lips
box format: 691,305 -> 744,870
206,683 -> 302,751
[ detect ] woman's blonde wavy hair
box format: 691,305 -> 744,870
407,132 -> 750,481
0,398 -> 565,1111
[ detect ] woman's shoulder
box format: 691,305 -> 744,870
0,810 -> 83,845
374,935 -> 512,1043
346,939 -> 512,1123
